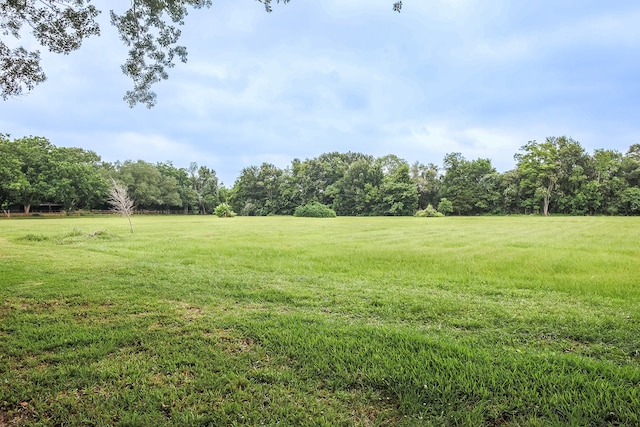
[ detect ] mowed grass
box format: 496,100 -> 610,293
0,215 -> 639,426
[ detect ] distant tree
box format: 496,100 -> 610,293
441,153 -> 499,215
616,145 -> 640,215
499,169 -> 523,214
43,146 -> 108,212
230,165 -> 260,215
157,161 -> 198,214
107,179 -> 135,233
10,136 -> 55,213
155,162 -> 182,210
437,198 -> 453,216
277,164 -> 303,215
299,152 -> 368,206
515,139 -> 560,216
0,135 -> 28,215
188,163 -> 219,215
378,162 -> 418,215
621,144 -> 640,188
616,187 -> 640,215
410,161 -> 441,210
115,160 -> 162,209
329,157 -> 382,216
377,154 -> 407,176
0,135 -> 107,213
1,1 -> 403,106
553,137 -> 595,215
516,136 -> 596,216
218,186 -> 231,203
231,163 -> 284,215
592,149 -> 624,214
114,160 -> 182,210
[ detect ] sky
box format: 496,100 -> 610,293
2,0 -> 640,186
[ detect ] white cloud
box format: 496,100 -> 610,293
382,119 -> 545,171
466,6 -> 640,65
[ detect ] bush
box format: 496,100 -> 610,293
294,202 -> 337,218
214,203 -> 236,218
415,204 -> 444,218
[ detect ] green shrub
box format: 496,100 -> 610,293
415,204 -> 445,218
294,202 -> 337,218
214,203 -> 236,218
18,233 -> 49,242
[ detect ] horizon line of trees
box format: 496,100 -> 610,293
2,134 -> 640,217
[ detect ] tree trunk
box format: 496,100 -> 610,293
24,204 -> 31,214
127,214 -> 134,233
543,196 -> 550,216
543,183 -> 554,216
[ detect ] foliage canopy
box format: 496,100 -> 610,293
1,0 -> 403,107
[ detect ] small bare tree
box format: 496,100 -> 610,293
107,179 -> 134,233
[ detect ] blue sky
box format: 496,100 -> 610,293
2,0 -> 640,185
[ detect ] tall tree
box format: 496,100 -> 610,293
378,162 -> 419,216
10,136 -> 54,213
156,161 -> 195,213
0,135 -> 27,215
592,149 -> 624,214
303,152 -> 364,206
621,144 -> 640,188
43,146 -> 108,212
499,169 -> 524,214
230,163 -> 284,216
113,160 -> 181,210
616,144 -> 640,215
328,158 -> 382,216
277,162 -> 303,215
410,161 -> 441,210
376,154 -> 407,176
516,136 -> 597,216
440,153 -> 499,215
554,137 -> 595,215
515,139 -> 561,216
189,163 -> 219,215
230,165 -> 260,215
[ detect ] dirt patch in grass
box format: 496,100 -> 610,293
2,298 -> 122,327
0,409 -> 29,427
174,301 -> 204,320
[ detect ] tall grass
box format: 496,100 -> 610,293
0,216 -> 639,425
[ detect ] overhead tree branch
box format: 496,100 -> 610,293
1,0 -> 403,106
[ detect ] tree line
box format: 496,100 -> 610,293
2,134 -> 639,216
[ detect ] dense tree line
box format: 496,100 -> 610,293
0,135 -> 221,215
2,134 -> 639,216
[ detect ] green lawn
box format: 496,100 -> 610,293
1,215 -> 639,426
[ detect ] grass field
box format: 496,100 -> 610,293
0,215 -> 639,426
